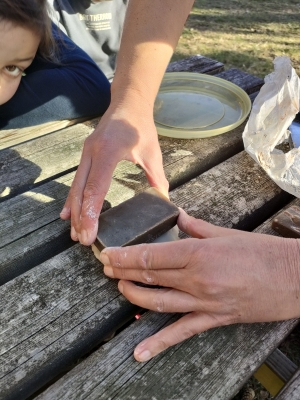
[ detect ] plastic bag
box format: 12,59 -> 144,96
243,56 -> 300,197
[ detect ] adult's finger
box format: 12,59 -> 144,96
141,150 -> 169,198
133,311 -> 226,362
91,243 -> 101,259
60,150 -> 92,241
177,208 -> 249,239
99,239 -> 196,271
78,153 -> 118,245
104,264 -> 185,289
118,280 -> 198,313
59,157 -> 90,223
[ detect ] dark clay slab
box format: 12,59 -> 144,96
272,205 -> 300,238
95,188 -> 179,251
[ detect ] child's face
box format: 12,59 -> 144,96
0,20 -> 40,105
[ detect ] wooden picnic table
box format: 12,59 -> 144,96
1,55 -> 299,400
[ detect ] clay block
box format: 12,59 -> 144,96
94,188 -> 179,251
272,205 -> 300,238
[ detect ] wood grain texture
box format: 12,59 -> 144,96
0,117 -> 89,151
0,173 -> 73,248
0,244 -> 139,399
36,311 -> 298,400
0,120 -> 96,200
0,115 -> 260,284
0,169 -> 133,285
166,54 -> 224,74
265,349 -> 297,383
170,151 -> 292,232
275,369 -> 300,400
217,68 -> 264,95
0,218 -> 72,286
0,173 -> 74,284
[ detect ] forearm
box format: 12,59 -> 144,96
111,0 -> 194,109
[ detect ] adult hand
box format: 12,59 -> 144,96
96,209 -> 300,361
59,0 -> 195,246
60,98 -> 168,246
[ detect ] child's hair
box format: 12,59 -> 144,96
0,0 -> 57,62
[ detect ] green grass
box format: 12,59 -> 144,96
173,0 -> 300,78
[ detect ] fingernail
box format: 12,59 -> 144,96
135,349 -> 152,362
99,251 -> 110,265
60,207 -> 70,217
71,226 -> 78,241
103,266 -> 114,278
81,230 -> 89,245
118,281 -> 123,293
91,244 -> 100,258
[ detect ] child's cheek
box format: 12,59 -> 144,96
0,76 -> 22,105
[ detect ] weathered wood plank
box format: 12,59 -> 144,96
253,348 -> 298,397
0,68 -> 261,202
275,369 -> 300,400
0,170 -> 136,285
265,349 -> 298,384
0,120 -> 96,201
0,174 -> 72,249
0,149 -> 294,398
170,151 -> 293,232
36,312 -> 298,400
0,172 -> 76,284
167,54 -> 224,74
0,117 -> 89,151
217,68 -> 264,95
0,244 -> 140,400
0,219 -> 72,286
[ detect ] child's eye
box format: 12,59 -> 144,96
4,65 -> 22,77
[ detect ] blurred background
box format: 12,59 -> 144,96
173,0 -> 300,78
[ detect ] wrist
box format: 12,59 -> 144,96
275,238 -> 300,319
110,79 -> 156,111
108,82 -> 157,128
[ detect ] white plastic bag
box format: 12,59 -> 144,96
243,56 -> 300,197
